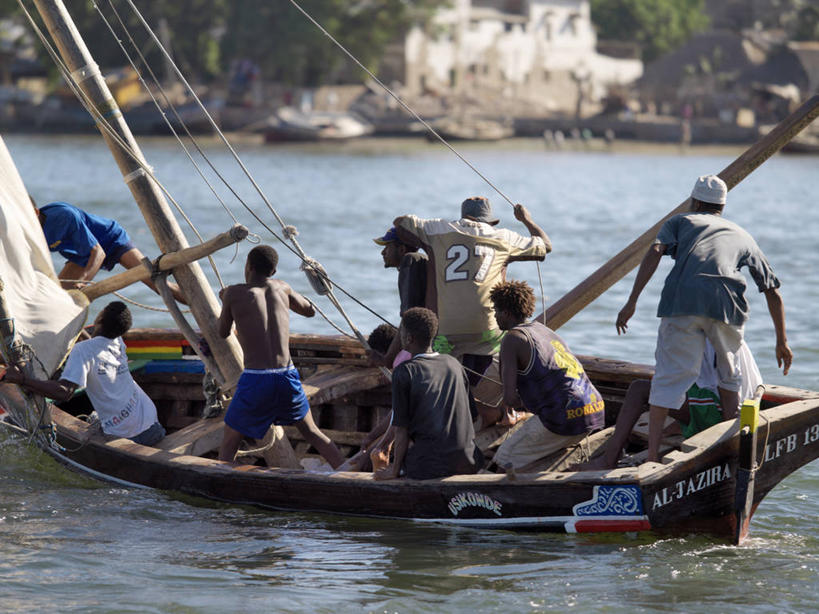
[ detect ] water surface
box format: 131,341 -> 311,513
2,135 -> 817,612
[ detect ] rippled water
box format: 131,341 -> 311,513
1,135 -> 818,612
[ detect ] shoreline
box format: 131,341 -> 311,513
6,131 -> 752,157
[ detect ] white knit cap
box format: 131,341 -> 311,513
691,174 -> 727,205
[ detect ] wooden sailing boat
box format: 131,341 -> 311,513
2,1 -> 819,545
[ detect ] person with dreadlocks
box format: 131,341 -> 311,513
489,280 -> 604,471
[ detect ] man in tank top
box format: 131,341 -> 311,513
489,281 -> 604,471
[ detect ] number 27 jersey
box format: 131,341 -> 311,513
397,215 -> 547,345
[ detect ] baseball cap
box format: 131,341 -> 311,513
373,227 -> 399,245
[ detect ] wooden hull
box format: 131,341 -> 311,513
15,329 -> 815,541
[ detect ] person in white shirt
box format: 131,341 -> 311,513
4,301 -> 165,446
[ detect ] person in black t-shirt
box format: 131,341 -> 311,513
370,227 -> 428,367
374,307 -> 483,480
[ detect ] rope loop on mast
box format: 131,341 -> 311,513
69,61 -> 101,83
301,258 -> 332,296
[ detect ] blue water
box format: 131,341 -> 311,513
2,135 -> 817,612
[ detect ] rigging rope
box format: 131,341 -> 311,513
114,0 -> 398,351
17,0 -> 227,289
84,0 -> 396,337
286,0 -> 518,210
24,1 -> 519,392
98,0 -> 242,231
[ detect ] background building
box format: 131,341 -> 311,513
403,0 -> 642,117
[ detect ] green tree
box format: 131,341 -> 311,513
591,0 -> 710,62
786,4 -> 819,41
221,0 -> 444,86
4,1 -> 229,80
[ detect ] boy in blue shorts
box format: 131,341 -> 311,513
34,199 -> 185,303
217,245 -> 343,467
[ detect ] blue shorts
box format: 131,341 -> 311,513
224,367 -> 310,439
101,225 -> 134,271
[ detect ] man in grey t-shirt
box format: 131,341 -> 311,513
616,174 -> 792,463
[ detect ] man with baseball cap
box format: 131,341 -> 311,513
370,227 -> 428,367
616,174 -> 792,463
392,196 -> 550,426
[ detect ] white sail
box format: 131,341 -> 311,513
0,135 -> 87,376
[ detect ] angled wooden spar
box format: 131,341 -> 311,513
537,94 -> 819,330
81,225 -> 248,302
32,0 -> 244,386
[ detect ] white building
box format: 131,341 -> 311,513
404,0 -> 643,115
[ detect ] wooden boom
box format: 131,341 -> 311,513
538,94 -> 819,330
81,224 -> 248,302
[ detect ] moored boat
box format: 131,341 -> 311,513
259,106 -> 374,142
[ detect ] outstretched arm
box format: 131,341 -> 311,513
764,287 -> 792,375
513,204 -> 552,253
616,243 -> 666,334
58,244 -> 106,289
392,216 -> 422,249
3,365 -> 76,402
287,284 -> 316,318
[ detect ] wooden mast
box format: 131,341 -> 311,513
31,0 -> 243,388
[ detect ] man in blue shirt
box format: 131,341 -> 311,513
35,200 -> 185,303
615,175 -> 792,463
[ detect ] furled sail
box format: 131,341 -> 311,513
0,135 -> 87,377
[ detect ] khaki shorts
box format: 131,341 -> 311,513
493,415 -> 587,470
649,315 -> 743,410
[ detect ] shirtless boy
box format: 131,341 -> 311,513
217,245 -> 344,467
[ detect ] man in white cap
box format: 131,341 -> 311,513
615,174 -> 792,463
393,197 -> 550,426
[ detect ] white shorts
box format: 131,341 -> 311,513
493,415 -> 587,470
649,315 -> 743,410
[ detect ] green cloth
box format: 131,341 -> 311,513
681,383 -> 722,438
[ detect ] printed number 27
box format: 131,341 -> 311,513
445,244 -> 494,282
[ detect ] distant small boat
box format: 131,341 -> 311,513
260,106 -> 374,142
783,132 -> 819,154
428,115 -> 514,142
762,123 -> 819,154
